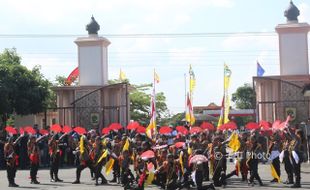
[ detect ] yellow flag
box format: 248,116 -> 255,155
187,146 -> 192,155
271,164 -> 281,183
224,64 -> 231,90
97,149 -> 108,164
154,71 -> 160,83
119,69 -> 126,81
146,172 -> 155,186
179,151 -> 184,174
79,136 -> 84,154
105,158 -> 115,175
185,93 -> 195,125
228,132 -> 240,152
224,95 -> 230,124
123,139 -> 130,152
189,64 -> 196,95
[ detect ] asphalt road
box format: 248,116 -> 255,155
0,163 -> 310,190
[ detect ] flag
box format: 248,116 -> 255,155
146,171 -> 155,186
185,93 -> 195,125
224,64 -> 231,90
97,149 -> 108,164
105,158 -> 115,175
122,138 -> 130,151
189,64 -> 196,96
66,67 -> 79,85
224,94 -> 230,124
154,71 -> 160,83
146,95 -> 156,139
217,97 -> 224,128
271,164 -> 281,182
119,69 -> 126,81
179,151 -> 184,174
257,62 -> 265,77
228,132 -> 240,152
79,136 -> 84,154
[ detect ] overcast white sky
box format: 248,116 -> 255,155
0,0 -> 309,114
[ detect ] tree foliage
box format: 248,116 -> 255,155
0,49 -> 52,125
231,83 -> 255,109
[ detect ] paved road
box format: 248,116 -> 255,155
0,163 -> 310,189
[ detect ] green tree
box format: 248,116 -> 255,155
0,49 -> 51,126
232,83 -> 255,109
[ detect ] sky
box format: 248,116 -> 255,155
0,0 -> 309,114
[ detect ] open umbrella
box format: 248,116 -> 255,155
219,121 -> 237,131
127,122 -> 140,130
190,127 -> 202,134
175,141 -> 185,149
189,154 -> 208,164
152,144 -> 168,150
176,126 -> 188,135
73,126 -> 87,135
51,124 -> 62,133
259,120 -> 272,131
159,126 -> 172,134
109,123 -> 122,130
62,125 -> 72,133
200,122 -> 215,131
24,126 -> 36,135
5,126 -> 17,135
245,122 -> 260,130
19,128 -> 24,135
102,127 -> 111,135
141,150 -> 155,159
136,126 -> 146,134
39,129 -> 49,135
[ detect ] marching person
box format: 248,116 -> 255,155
92,136 -> 108,185
247,137 -> 263,186
269,133 -> 281,183
4,135 -> 23,187
49,133 -> 67,182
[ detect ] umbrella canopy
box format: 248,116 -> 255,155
176,126 -> 188,135
136,126 -> 146,134
62,125 -> 72,133
259,120 -> 272,131
219,121 -> 237,131
152,144 -> 168,150
175,141 -> 185,149
127,122 -> 140,130
51,124 -> 62,133
141,150 -> 155,159
24,126 -> 36,135
272,120 -> 282,130
109,123 -> 123,130
5,126 -> 17,135
159,126 -> 172,134
19,128 -> 24,135
200,122 -> 215,131
189,154 -> 208,164
190,127 -> 202,134
39,129 -> 49,135
101,127 -> 111,135
73,126 -> 87,135
245,122 -> 260,130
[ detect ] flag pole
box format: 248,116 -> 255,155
223,63 -> 226,126
184,73 -> 187,116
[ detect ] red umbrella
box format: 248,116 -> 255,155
101,127 -> 111,135
159,126 -> 172,134
245,122 -> 260,130
39,129 -> 49,135
62,125 -> 72,133
127,122 -> 140,130
19,128 -> 24,135
176,126 -> 188,135
189,154 -> 208,164
200,122 -> 215,131
190,127 -> 202,134
152,144 -> 168,150
141,150 -> 155,159
5,126 -> 17,135
259,120 -> 272,131
109,123 -> 123,130
51,124 -> 62,133
136,126 -> 146,134
73,126 -> 87,135
24,126 -> 36,135
175,141 -> 185,149
219,121 -> 237,131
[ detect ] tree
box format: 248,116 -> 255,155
130,83 -> 169,126
0,49 -> 51,126
232,83 -> 255,109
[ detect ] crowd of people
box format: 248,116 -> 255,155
0,122 -> 308,189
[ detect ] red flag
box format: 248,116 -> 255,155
66,67 -> 79,85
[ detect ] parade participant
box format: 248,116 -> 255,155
268,133 -> 281,183
4,135 -> 23,187
239,132 -> 249,181
27,134 -> 48,184
120,149 -> 135,187
92,136 -> 108,185
281,129 -> 294,184
289,129 -> 305,188
48,133 -> 67,182
72,135 -> 95,184
110,135 -> 121,183
247,137 -> 263,186
212,137 -> 227,187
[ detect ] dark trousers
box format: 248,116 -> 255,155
76,160 -> 94,182
248,159 -> 262,184
94,162 -> 107,183
50,154 -> 60,180
212,160 -> 226,186
195,170 -> 204,189
30,163 -> 39,182
112,159 -> 120,180
272,157 -> 281,179
6,164 -> 17,185
121,168 -> 134,186
284,151 -> 293,182
292,156 -> 301,185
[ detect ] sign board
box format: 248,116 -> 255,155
90,113 -> 99,125
285,107 -> 296,121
